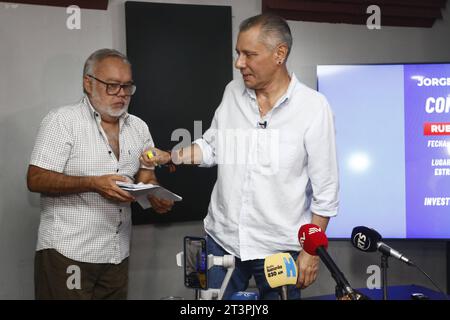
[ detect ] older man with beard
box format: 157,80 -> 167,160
27,49 -> 173,299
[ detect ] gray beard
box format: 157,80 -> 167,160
105,104 -> 129,118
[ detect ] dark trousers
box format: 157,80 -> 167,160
34,249 -> 129,300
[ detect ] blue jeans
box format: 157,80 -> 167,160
206,235 -> 301,300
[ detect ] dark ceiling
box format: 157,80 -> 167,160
0,0 -> 108,10
2,0 -> 447,28
262,0 -> 448,28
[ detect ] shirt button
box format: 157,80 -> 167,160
108,151 -> 112,154
116,169 -> 119,173
119,209 -> 122,213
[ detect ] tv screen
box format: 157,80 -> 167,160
317,63 -> 450,239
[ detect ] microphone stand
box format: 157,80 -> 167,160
280,286 -> 288,300
381,253 -> 389,300
318,249 -> 355,298
335,284 -> 345,299
332,271 -> 370,300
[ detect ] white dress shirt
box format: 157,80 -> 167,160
195,74 -> 339,261
30,96 -> 154,264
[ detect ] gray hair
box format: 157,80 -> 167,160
83,48 -> 131,77
239,13 -> 292,58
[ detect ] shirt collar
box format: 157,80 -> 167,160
82,95 -> 130,124
243,73 -> 298,108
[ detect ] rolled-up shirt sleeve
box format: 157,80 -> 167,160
194,111 -> 217,168
304,95 -> 339,217
194,107 -> 220,168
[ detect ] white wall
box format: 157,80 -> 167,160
0,0 -> 448,299
0,3 -> 113,299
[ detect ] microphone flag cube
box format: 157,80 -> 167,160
264,253 -> 298,288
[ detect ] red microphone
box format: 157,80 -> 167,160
298,224 -> 354,297
298,224 -> 328,255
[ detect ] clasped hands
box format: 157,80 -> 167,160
139,147 -> 177,168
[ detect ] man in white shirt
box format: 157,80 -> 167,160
142,14 -> 338,299
27,49 -> 174,299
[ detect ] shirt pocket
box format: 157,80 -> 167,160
279,137 -> 303,170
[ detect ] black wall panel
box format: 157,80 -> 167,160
125,1 -> 232,224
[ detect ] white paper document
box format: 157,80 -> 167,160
116,182 -> 182,209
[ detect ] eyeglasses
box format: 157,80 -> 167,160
87,74 -> 136,96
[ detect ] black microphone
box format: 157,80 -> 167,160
351,226 -> 414,266
257,121 -> 267,129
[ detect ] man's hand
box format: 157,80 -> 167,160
91,174 -> 135,203
148,194 -> 174,214
296,250 -> 320,289
135,168 -> 175,214
140,147 -> 171,168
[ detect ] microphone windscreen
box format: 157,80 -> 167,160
230,291 -> 259,300
263,253 -> 298,288
351,226 -> 382,252
298,224 -> 328,255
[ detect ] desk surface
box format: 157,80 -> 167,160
306,284 -> 449,300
